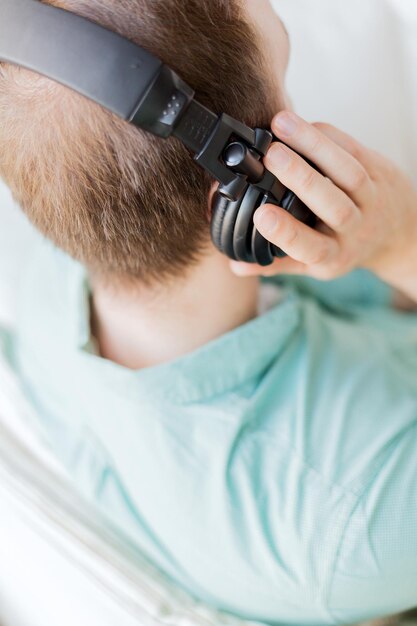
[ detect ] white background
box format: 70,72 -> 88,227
274,0 -> 417,181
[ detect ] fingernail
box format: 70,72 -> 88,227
274,112 -> 298,137
254,208 -> 279,235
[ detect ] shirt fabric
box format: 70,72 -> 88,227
13,239 -> 417,626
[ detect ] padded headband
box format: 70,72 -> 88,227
0,0 -> 221,148
0,0 -> 163,122
0,0 -> 287,207
0,0 -> 316,265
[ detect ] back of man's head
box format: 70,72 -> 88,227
0,0 -> 280,284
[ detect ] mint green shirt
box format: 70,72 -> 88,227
13,239 -> 417,625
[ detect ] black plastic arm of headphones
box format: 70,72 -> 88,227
210,136 -> 317,266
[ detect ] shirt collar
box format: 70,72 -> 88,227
68,262 -> 301,405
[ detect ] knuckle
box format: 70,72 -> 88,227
312,121 -> 335,134
307,130 -> 324,155
283,223 -> 299,247
309,243 -> 331,266
348,166 -> 369,193
331,203 -> 358,231
311,121 -> 326,130
298,167 -> 316,192
348,142 -> 365,163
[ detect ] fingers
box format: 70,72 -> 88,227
252,203 -> 339,265
311,122 -> 380,172
271,112 -> 374,207
264,143 -> 362,234
231,256 -> 308,278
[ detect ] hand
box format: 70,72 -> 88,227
231,111 -> 417,294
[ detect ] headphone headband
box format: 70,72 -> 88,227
0,0 -> 315,264
0,0 -> 245,175
0,0 -> 277,197
0,0 -> 207,141
0,0 -> 162,121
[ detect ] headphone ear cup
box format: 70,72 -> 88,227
251,227 -> 274,266
211,194 -> 229,254
211,185 -> 274,264
211,192 -> 243,261
233,185 -> 265,263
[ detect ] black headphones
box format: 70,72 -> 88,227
0,0 -> 315,266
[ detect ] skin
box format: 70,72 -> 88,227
91,0 -> 290,369
92,1 -> 417,369
230,57 -> 417,304
91,251 -> 260,370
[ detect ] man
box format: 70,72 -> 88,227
0,1 -> 416,624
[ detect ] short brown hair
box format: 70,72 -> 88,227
0,0 -> 280,284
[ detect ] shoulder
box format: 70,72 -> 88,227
328,421 -> 417,622
278,293 -> 417,490
251,293 -> 417,619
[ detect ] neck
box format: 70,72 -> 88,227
90,250 -> 260,370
